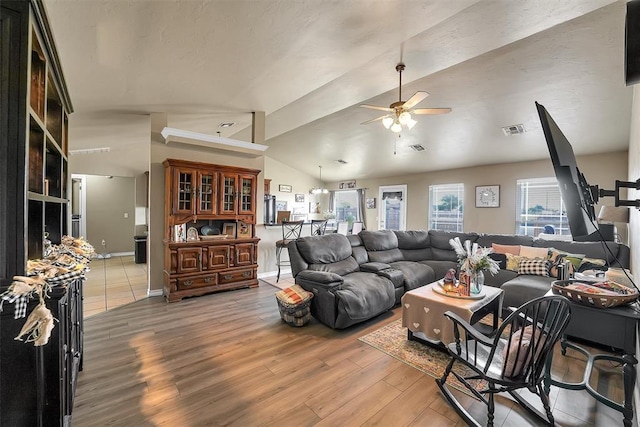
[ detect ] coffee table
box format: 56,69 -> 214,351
401,281 -> 504,349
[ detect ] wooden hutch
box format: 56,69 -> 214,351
163,159 -> 260,302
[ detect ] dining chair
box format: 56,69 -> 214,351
351,221 -> 364,234
436,295 -> 571,427
310,219 -> 328,236
336,221 -> 349,235
275,220 -> 304,282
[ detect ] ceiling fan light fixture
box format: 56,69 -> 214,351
309,165 -> 329,195
406,118 -> 417,129
382,116 -> 394,129
390,121 -> 403,133
398,111 -> 411,125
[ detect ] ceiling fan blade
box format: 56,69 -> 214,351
360,115 -> 389,125
360,104 -> 394,112
403,91 -> 429,109
413,107 -> 452,115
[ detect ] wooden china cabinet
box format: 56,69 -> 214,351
163,159 -> 260,302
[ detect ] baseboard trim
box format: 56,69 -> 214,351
148,289 -> 163,297
258,269 -> 290,279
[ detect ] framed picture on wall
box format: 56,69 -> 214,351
279,184 -> 292,193
295,193 -> 305,203
366,198 -> 376,209
475,185 -> 500,208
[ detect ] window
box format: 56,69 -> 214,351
333,190 -> 359,223
516,177 -> 570,237
429,183 -> 464,231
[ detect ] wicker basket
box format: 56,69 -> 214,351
551,279 -> 639,309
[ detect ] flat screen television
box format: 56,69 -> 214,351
535,102 -> 610,242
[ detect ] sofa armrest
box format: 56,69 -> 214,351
295,270 -> 344,289
360,262 -> 392,272
376,268 -> 404,287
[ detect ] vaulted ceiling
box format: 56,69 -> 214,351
45,0 -> 633,180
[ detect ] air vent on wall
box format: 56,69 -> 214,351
409,144 -> 425,152
502,124 -> 526,136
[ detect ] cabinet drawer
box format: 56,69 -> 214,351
177,274 -> 217,290
218,268 -> 254,284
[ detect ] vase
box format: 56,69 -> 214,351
471,270 -> 484,294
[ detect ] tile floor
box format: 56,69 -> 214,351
83,255 -> 148,318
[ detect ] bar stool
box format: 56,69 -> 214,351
275,220 -> 304,282
310,219 -> 328,236
351,221 -> 364,234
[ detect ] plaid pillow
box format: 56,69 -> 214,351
518,259 -> 550,277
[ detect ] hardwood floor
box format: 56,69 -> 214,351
73,282 -> 627,426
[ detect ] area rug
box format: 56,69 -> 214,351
359,318 -> 485,397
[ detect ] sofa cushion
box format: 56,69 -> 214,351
389,261 -> 435,291
334,272 -> 395,321
360,230 -> 398,251
395,230 -> 430,249
519,246 -> 550,259
489,253 -> 507,270
505,254 -> 525,271
419,260 -> 458,281
501,276 -> 554,314
492,243 -> 521,255
484,269 -> 518,287
428,231 -> 478,261
308,257 -> 360,276
399,248 -> 433,262
477,234 -> 534,248
297,234 -> 352,264
518,259 -> 550,277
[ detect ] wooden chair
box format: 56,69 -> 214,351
275,220 -> 304,282
310,219 -> 328,236
436,295 -> 572,426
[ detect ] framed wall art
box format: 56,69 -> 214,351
223,222 -> 237,238
475,185 -> 500,208
366,198 -> 376,209
279,184 -> 292,193
295,193 -> 305,203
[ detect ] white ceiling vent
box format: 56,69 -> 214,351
409,144 -> 425,152
502,124 -> 526,136
335,159 -> 348,164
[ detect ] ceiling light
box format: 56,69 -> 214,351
406,118 -> 417,129
398,111 -> 411,125
309,165 -> 329,195
382,116 -> 394,129
219,122 -> 235,128
390,121 -> 402,133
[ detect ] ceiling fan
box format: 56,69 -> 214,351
361,63 -> 451,132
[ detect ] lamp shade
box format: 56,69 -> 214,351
597,206 -> 630,223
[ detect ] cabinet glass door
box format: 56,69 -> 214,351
238,175 -> 255,215
197,171 -> 217,215
174,168 -> 195,214
220,173 -> 237,214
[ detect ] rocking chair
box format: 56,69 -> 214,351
436,295 -> 572,426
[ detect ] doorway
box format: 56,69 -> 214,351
378,185 -> 407,231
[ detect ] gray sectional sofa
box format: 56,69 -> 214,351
288,229 -> 630,329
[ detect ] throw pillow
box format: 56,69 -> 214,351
489,253 -> 507,270
505,253 -> 525,271
492,243 -> 521,255
502,325 -> 547,378
578,257 -> 607,272
518,259 -> 550,277
519,246 -> 550,259
548,248 -> 585,270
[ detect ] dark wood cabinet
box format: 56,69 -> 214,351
1,1 -> 80,425
163,160 -> 260,302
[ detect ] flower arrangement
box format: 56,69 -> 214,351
449,237 -> 500,275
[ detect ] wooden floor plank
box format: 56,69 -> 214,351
72,282 -> 628,426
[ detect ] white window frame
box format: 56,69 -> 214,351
516,177 -> 570,237
429,183 -> 464,232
